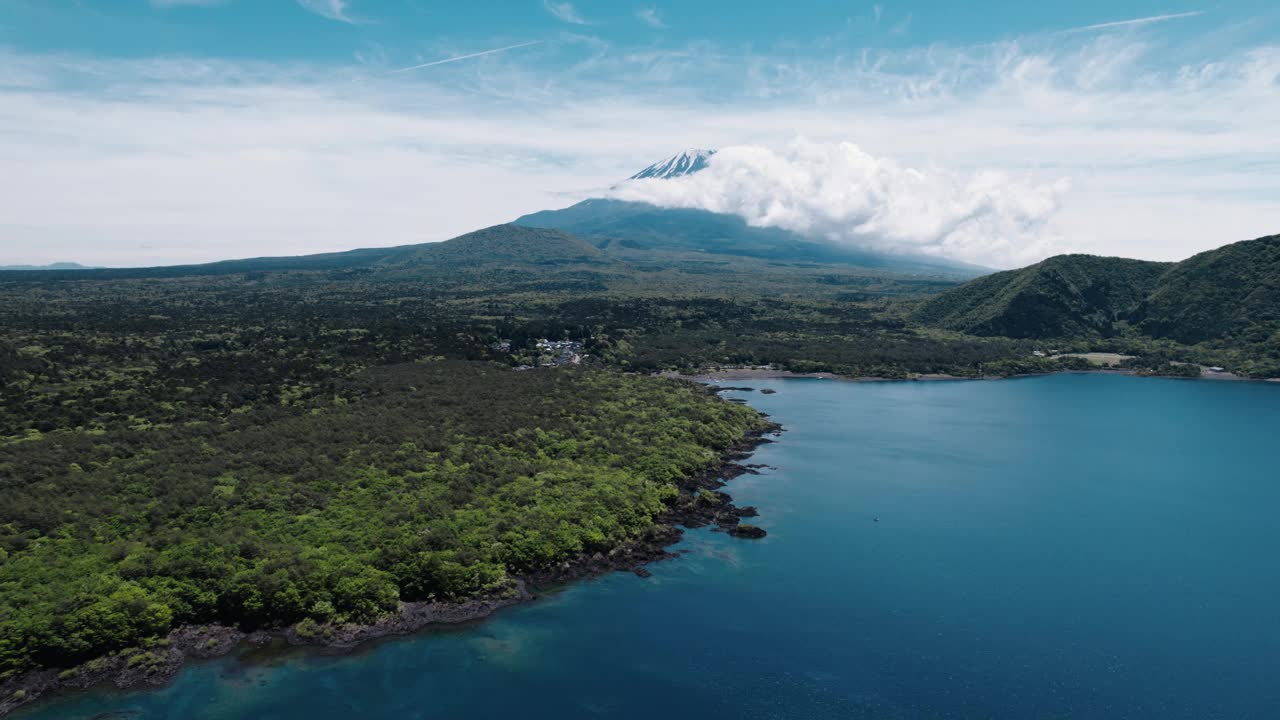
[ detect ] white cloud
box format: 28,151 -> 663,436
543,1 -> 586,25
296,0 -> 356,23
611,141 -> 1069,267
0,29 -> 1277,268
636,8 -> 665,29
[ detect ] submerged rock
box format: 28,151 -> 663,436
714,512 -> 742,527
729,524 -> 767,539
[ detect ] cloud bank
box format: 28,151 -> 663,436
1,19 -> 1277,268
612,141 -> 1069,267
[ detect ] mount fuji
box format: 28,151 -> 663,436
515,150 -> 986,278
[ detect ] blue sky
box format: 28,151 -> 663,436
1,0 -> 1277,267
6,1 -> 1274,62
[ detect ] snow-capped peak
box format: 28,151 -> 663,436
629,148 -> 717,180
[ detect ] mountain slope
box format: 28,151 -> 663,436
0,219 -> 961,298
1137,234 -> 1280,344
914,254 -> 1171,338
378,224 -> 603,267
515,199 -> 984,277
0,225 -> 607,281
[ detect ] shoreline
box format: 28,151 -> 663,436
660,366 -> 1265,384
0,416 -> 781,718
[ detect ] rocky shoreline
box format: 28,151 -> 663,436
664,366 -> 1266,384
0,415 -> 781,718
0,585 -> 537,717
522,421 -> 780,589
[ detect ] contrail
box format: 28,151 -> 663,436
391,41 -> 543,73
1067,10 -> 1202,32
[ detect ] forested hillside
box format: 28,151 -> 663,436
914,235 -> 1280,376
1137,235 -> 1280,344
913,255 -> 1170,338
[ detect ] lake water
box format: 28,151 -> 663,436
18,374 -> 1280,719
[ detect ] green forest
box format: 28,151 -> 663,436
2,222 -> 1277,686
0,361 -> 764,676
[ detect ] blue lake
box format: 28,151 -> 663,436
19,374 -> 1280,719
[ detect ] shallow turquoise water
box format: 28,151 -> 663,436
19,375 -> 1280,719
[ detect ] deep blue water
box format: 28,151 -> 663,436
19,375 -> 1280,720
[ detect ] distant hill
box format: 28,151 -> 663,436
1136,235 -> 1280,344
0,262 -> 95,271
916,234 -> 1280,344
915,255 -> 1170,338
515,199 -> 984,278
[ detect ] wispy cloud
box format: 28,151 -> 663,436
636,8 -> 666,29
296,0 -> 357,24
391,41 -> 543,73
543,1 -> 586,25
1068,10 -> 1203,33
889,13 -> 912,37
150,0 -> 229,6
